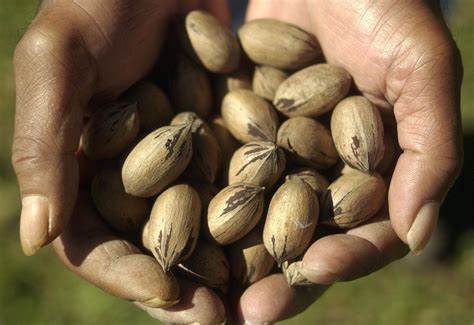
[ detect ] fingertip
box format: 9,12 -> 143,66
238,274 -> 327,324
238,274 -> 293,323
140,278 -> 227,324
301,234 -> 380,284
388,153 -> 450,251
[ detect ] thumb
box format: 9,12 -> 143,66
12,5 -> 96,255
388,5 -> 463,255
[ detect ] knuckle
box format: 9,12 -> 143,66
11,135 -> 51,174
14,25 -> 61,66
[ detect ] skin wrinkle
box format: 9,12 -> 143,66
356,1 -> 399,44
396,45 -> 451,105
13,93 -> 81,155
13,24 -> 96,144
366,14 -> 438,105
11,136 -> 70,165
125,3 -> 168,31
373,18 -> 439,102
14,79 -> 79,149
15,37 -> 67,102
396,76 -> 459,158
72,1 -> 114,49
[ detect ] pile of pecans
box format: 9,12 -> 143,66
83,10 -> 399,306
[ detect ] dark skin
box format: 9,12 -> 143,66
12,0 -> 463,323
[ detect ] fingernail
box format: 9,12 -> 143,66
243,321 -> 274,325
407,201 -> 440,256
20,196 -> 50,256
140,297 -> 180,309
188,320 -> 227,325
299,262 -> 341,285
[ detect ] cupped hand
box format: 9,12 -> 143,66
12,0 -> 230,323
237,0 -> 463,323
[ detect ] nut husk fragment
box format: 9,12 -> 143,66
277,116 -> 338,170
252,66 -> 288,101
91,168 -> 149,233
331,96 -> 385,173
82,101 -> 139,160
177,240 -> 230,292
207,183 -> 265,245
228,141 -> 286,189
123,80 -> 174,131
148,184 -> 201,271
285,168 -> 329,196
273,64 -> 351,117
282,260 -> 313,287
122,123 -> 193,197
169,54 -> 212,118
320,170 -> 386,228
178,10 -> 241,73
263,179 -> 319,265
238,19 -> 322,70
228,226 -> 275,286
222,89 -> 279,143
171,112 -> 221,183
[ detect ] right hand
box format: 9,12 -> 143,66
12,0 -> 230,323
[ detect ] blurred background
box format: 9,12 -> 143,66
0,1 -> 473,324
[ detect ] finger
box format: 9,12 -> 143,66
304,0 -> 463,255
384,4 -> 463,255
177,0 -> 231,26
237,274 -> 328,324
202,0 -> 231,26
137,278 -> 227,324
300,214 -> 408,284
52,193 -> 180,308
13,0 -> 174,255
13,4 -> 97,255
245,0 -> 312,32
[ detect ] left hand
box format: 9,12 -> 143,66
237,0 -> 463,323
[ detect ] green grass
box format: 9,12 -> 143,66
453,1 -> 474,131
1,1 -> 473,324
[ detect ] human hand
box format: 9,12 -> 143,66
13,0 -> 230,323
237,0 -> 463,323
